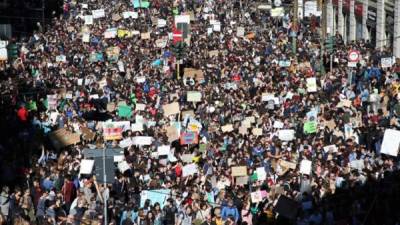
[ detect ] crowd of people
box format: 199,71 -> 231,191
0,0 -> 400,224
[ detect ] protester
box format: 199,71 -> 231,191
0,0 -> 400,225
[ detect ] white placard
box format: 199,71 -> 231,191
158,19 -> 167,27
0,48 -> 7,60
132,136 -> 153,146
131,123 -> 144,132
323,145 -> 338,153
182,163 -> 198,177
135,104 -> 146,111
381,57 -> 393,68
237,27 -> 245,37
256,167 -> 266,181
114,155 -> 124,162
381,129 -> 400,156
119,138 -> 133,148
123,11 -> 138,19
306,77 -> 317,92
92,9 -> 105,19
278,129 -> 295,141
273,121 -> 284,129
157,145 -> 171,156
300,160 -> 312,175
118,161 -> 130,172
84,15 -> 93,25
174,15 -> 190,25
82,33 -> 90,43
80,159 -> 94,174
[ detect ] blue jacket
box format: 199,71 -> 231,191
221,206 -> 239,222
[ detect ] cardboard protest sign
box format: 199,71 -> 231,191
117,30 -> 133,38
303,121 -> 317,134
182,163 -> 198,177
252,128 -> 262,136
239,126 -> 248,135
380,129 -> 400,156
280,160 -> 297,170
118,105 -> 132,118
49,128 -> 80,150
278,129 -> 295,141
104,28 -> 118,39
132,136 -> 153,146
81,127 -> 96,141
271,7 -> 284,17
208,50 -> 219,57
181,110 -> 195,119
300,160 -> 312,175
306,77 -> 317,92
141,32 -> 151,40
166,125 -> 180,142
80,159 -> 94,174
82,33 -> 90,43
235,176 -> 249,186
221,124 -> 234,133
183,68 -> 204,81
157,145 -> 170,156
92,9 -> 105,19
162,102 -> 180,117
187,91 -> 202,102
180,132 -> 198,145
231,166 -> 247,177
112,14 -> 122,21
273,121 -> 284,129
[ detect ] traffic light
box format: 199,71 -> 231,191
7,43 -> 18,60
324,36 -> 335,53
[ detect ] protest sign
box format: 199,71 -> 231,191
0,48 -> 7,60
221,124 -> 234,133
251,191 -> 263,203
163,102 -> 180,117
155,38 -> 168,48
381,57 -> 393,68
47,94 -> 58,110
306,77 -> 317,92
323,145 -> 338,153
239,126 -> 248,135
112,14 -> 122,21
84,15 -> 93,25
118,161 -> 130,173
118,105 -> 132,118
157,19 -> 167,27
119,138 -> 133,148
273,121 -> 284,129
174,15 -> 190,25
344,124 -> 354,140
49,128 -> 80,150
181,110 -> 195,119
103,123 -> 123,140
303,121 -> 317,134
132,136 -> 153,146
235,176 -> 248,186
252,128 -> 262,136
279,60 -> 291,67
350,159 -> 365,171
278,129 -> 295,141
280,160 -> 297,170
140,189 -> 170,209
56,55 -> 66,62
82,33 -> 90,43
110,121 -> 131,131
183,68 -> 204,81
256,167 -> 266,181
237,27 -> 245,37
104,28 -> 118,39
182,163 -> 198,177
187,91 -> 202,102
380,129 -> 400,156
231,166 -> 247,177
131,123 -> 144,132
80,159 -> 94,174
117,30 -> 133,38
300,160 -> 312,175
92,9 -> 105,19
157,145 -> 170,156
106,46 -> 120,61
208,50 -> 219,57
135,103 -> 146,111
271,7 -> 284,17
133,0 -> 150,8
141,32 -> 151,40
123,11 -> 138,19
180,132 -> 198,145
181,154 -> 194,163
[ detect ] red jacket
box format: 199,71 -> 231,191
17,107 -> 28,122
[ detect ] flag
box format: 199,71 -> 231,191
172,26 -> 183,44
